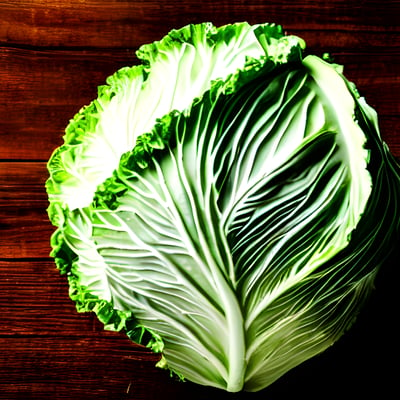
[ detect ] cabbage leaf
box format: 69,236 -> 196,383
46,22 -> 400,392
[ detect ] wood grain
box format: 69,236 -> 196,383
1,1 -> 398,50
0,260 -> 93,335
0,162 -> 52,258
1,0 -> 399,398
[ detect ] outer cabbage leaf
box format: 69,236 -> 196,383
46,22 -> 302,214
47,23 -> 400,393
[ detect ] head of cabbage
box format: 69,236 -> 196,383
46,22 -> 400,392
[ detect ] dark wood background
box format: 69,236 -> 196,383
1,1 -> 399,399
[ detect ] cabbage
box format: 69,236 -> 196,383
46,22 -> 400,393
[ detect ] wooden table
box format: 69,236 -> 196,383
1,1 -> 398,398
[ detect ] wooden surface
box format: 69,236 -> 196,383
1,1 -> 399,398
